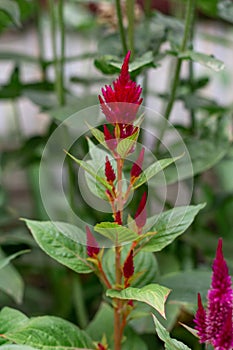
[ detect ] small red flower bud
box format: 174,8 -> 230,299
123,250 -> 134,279
128,300 -> 134,307
86,226 -> 100,257
103,125 -> 117,150
105,156 -> 116,184
130,148 -> 145,180
97,343 -> 106,350
114,211 -> 122,225
135,192 -> 147,229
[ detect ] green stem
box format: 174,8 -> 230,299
155,0 -> 196,153
49,0 -> 59,102
36,0 -> 46,81
126,0 -> 135,58
144,0 -> 151,18
115,0 -> 128,55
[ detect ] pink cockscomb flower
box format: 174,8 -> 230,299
194,238 -> 233,350
99,51 -> 143,125
135,192 -> 147,230
86,226 -> 100,258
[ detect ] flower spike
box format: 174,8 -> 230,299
86,226 -> 100,258
130,148 -> 145,182
123,250 -> 134,280
105,156 -> 116,184
115,211 -> 122,225
99,51 -> 143,124
194,238 -> 233,350
135,192 -> 147,229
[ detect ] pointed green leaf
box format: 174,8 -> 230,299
0,249 -> 24,304
116,130 -> 139,158
0,250 -> 30,270
106,284 -> 170,317
0,0 -> 21,26
65,151 -> 111,190
24,219 -> 92,274
180,50 -> 224,72
94,222 -> 138,244
0,346 -> 38,350
133,156 -> 181,190
153,315 -> 191,350
86,124 -> 105,145
3,316 -> 94,350
141,204 -> 205,252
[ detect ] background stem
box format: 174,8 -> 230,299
115,0 -> 128,55
126,0 -> 135,58
155,0 -> 196,153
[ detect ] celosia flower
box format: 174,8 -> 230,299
194,238 -> 233,350
99,51 -> 143,125
135,192 -> 147,229
123,250 -> 134,280
86,226 -> 100,257
130,148 -> 145,182
105,156 -> 116,184
103,125 -> 117,150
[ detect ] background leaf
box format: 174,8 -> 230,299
0,0 -> 21,26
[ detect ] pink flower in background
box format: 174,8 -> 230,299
194,239 -> 233,350
99,51 -> 143,125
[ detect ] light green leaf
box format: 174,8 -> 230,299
24,219 -> 92,274
102,246 -> 159,287
94,222 -> 138,244
141,204 -> 205,252
3,316 -> 94,350
0,307 -> 29,345
133,156 -> 181,190
0,250 -> 30,270
106,284 -> 170,317
0,0 -> 21,26
180,50 -> 224,71
218,0 -> 233,24
116,130 -> 139,158
65,151 -> 111,190
153,315 -> 191,350
86,124 -> 105,145
0,249 -> 24,304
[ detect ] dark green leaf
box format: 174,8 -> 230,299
24,219 -> 92,274
0,249 -> 30,270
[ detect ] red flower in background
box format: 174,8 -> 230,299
99,51 -> 143,125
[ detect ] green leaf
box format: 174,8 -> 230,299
0,0 -> 21,26
0,249 -> 24,304
65,151 -> 111,190
180,51 -> 224,72
116,130 -> 139,158
87,124 -> 105,145
160,270 -> 211,310
153,315 -> 191,350
142,204 -> 205,252
3,316 -> 94,350
94,222 -> 138,245
0,249 -> 30,270
0,346 -> 38,350
0,307 -> 29,345
106,284 -> 170,317
23,219 -> 92,274
133,156 -> 181,190
103,246 -> 159,287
